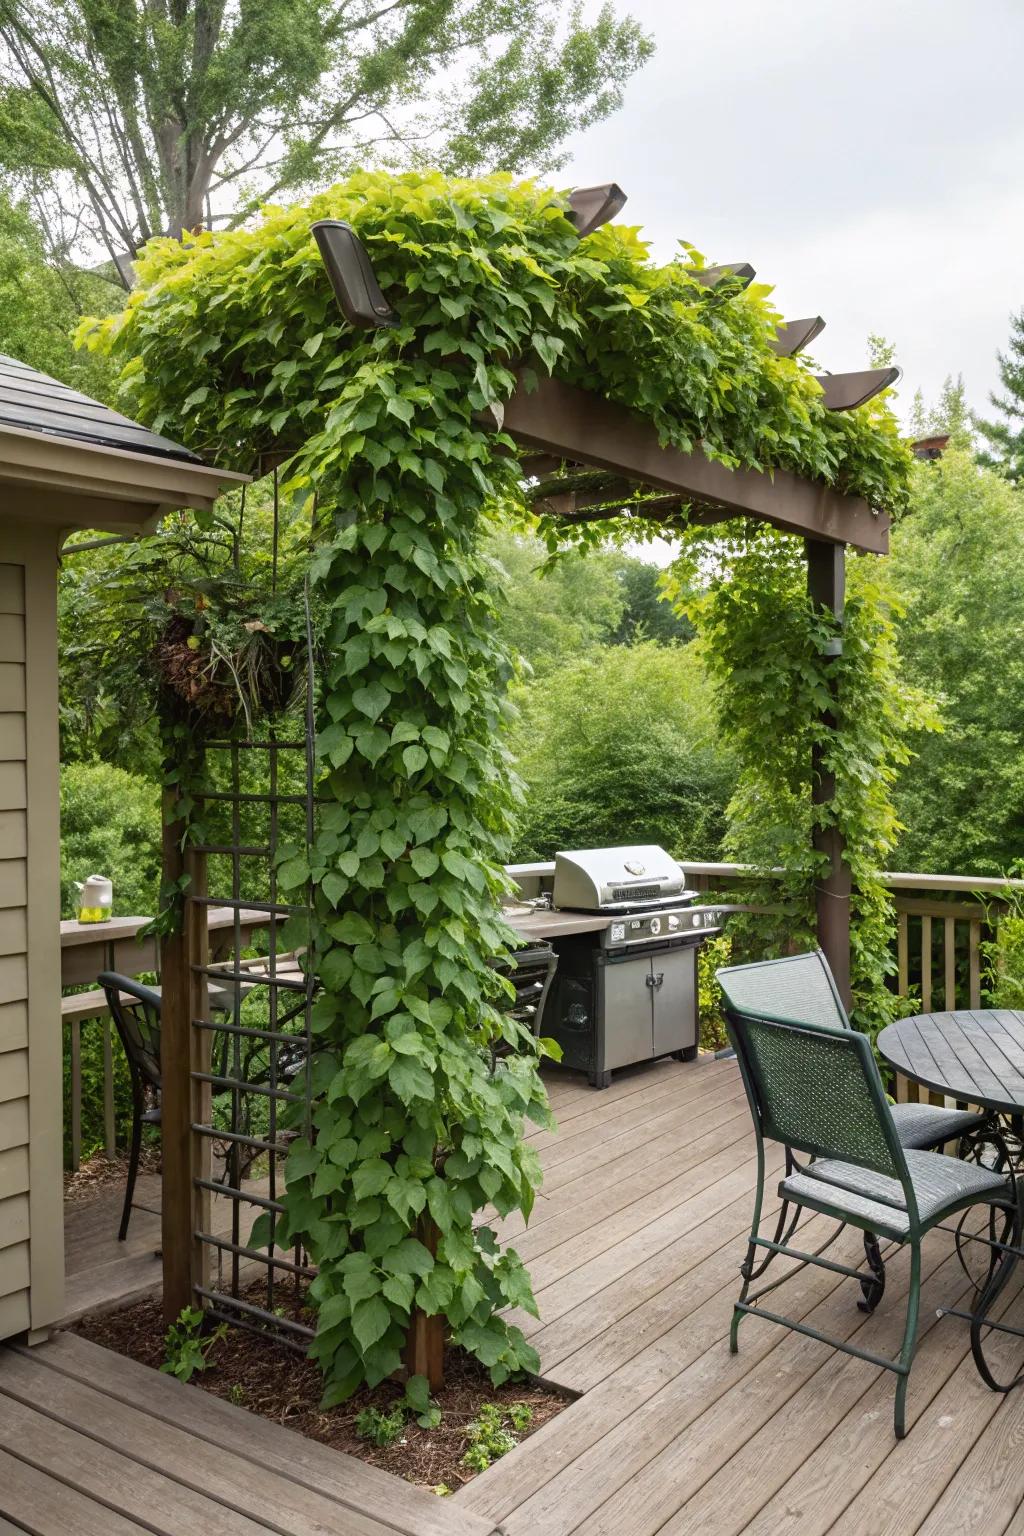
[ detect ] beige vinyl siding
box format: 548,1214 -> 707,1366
0,560 -> 33,1339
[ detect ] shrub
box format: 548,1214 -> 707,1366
511,641 -> 737,861
60,761 -> 162,919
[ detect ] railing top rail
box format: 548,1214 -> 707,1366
504,860 -> 1024,895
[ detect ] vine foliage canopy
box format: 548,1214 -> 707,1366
82,170 -> 911,1399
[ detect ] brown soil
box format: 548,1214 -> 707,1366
72,1285 -> 568,1493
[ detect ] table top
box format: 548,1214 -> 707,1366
877,1010 -> 1024,1116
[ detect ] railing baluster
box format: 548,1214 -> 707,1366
897,909 -> 909,997
921,914 -> 933,1013
969,920 -> 982,1008
944,916 -> 956,1010
102,1014 -> 116,1158
70,1019 -> 81,1172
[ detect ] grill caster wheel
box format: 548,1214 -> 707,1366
671,1046 -> 699,1063
590,1070 -> 612,1089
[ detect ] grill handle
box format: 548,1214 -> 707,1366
646,972 -> 665,990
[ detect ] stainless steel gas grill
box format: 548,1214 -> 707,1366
504,845 -> 720,1088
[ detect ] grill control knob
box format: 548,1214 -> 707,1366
650,917 -> 661,936
668,914 -> 679,931
691,913 -> 701,927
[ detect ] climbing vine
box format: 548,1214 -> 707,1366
81,169 -> 911,1398
660,525 -> 936,1031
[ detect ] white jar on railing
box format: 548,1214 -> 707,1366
74,874 -> 112,925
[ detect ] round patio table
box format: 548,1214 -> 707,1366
877,1009 -> 1024,1120
879,1010 -> 1024,1396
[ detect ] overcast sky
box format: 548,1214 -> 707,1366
560,0 -> 1024,426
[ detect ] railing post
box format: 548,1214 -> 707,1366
160,791 -> 210,1326
806,539 -> 852,1007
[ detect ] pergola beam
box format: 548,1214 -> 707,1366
504,374 -> 889,554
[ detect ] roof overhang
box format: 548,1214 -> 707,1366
0,422 -> 247,534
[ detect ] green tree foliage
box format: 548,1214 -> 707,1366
81,169 -> 909,1397
665,526 -> 935,1030
977,309 -> 1024,482
891,449 -> 1024,875
488,529 -> 625,672
908,373 -> 974,451
511,640 -> 736,859
608,552 -> 693,644
0,0 -> 652,262
60,761 -> 162,917
0,193 -> 114,392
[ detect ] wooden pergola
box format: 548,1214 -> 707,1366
312,199 -> 902,1002
497,362 -> 898,1006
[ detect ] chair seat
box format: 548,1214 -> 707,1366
782,1148 -> 1010,1238
889,1101 -> 988,1150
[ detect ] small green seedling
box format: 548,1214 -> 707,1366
460,1402 -> 521,1471
354,1406 -> 406,1448
432,1484 -> 452,1498
227,1383 -> 246,1406
160,1306 -> 227,1383
507,1402 -> 533,1433
403,1373 -> 442,1429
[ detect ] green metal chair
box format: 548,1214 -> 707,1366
716,952 -> 991,1153
717,966 -> 1020,1438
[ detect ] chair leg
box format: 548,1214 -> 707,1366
858,1230 -> 887,1314
732,1141 -> 769,1353
893,1239 -> 922,1439
119,1080 -> 144,1242
969,1199 -> 1023,1393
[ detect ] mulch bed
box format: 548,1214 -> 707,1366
71,1284 -> 568,1493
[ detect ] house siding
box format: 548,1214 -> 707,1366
0,560 -> 30,1335
0,536 -> 63,1340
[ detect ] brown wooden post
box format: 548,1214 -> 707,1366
159,789 -> 210,1325
404,1215 -> 444,1390
806,539 -> 852,1008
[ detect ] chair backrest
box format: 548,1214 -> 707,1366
491,944 -> 558,1037
98,972 -> 162,1092
722,1002 -> 910,1188
717,950 -> 849,1030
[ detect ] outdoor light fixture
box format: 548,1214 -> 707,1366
691,262 -> 756,290
815,366 -> 901,410
771,316 -> 826,357
311,219 -> 399,329
566,183 -> 628,238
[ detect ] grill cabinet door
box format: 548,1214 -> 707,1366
651,944 -> 697,1056
600,953 -> 655,1070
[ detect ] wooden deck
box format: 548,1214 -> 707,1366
63,1171 -> 271,1321
10,1054 -> 1024,1534
454,1056 -> 1024,1536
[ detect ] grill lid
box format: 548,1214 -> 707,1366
552,845 -> 691,912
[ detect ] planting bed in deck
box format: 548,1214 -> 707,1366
71,1290 -> 567,1493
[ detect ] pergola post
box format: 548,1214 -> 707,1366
805,539 -> 852,1007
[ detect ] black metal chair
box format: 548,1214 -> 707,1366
97,972 -> 163,1241
489,941 -> 558,1059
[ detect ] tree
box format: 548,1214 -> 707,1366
891,448 -> 1024,875
487,529 -> 625,673
0,191 -> 114,391
976,309 -> 1024,482
0,0 -> 652,269
908,373 -> 974,451
511,641 -> 737,860
608,552 -> 693,645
